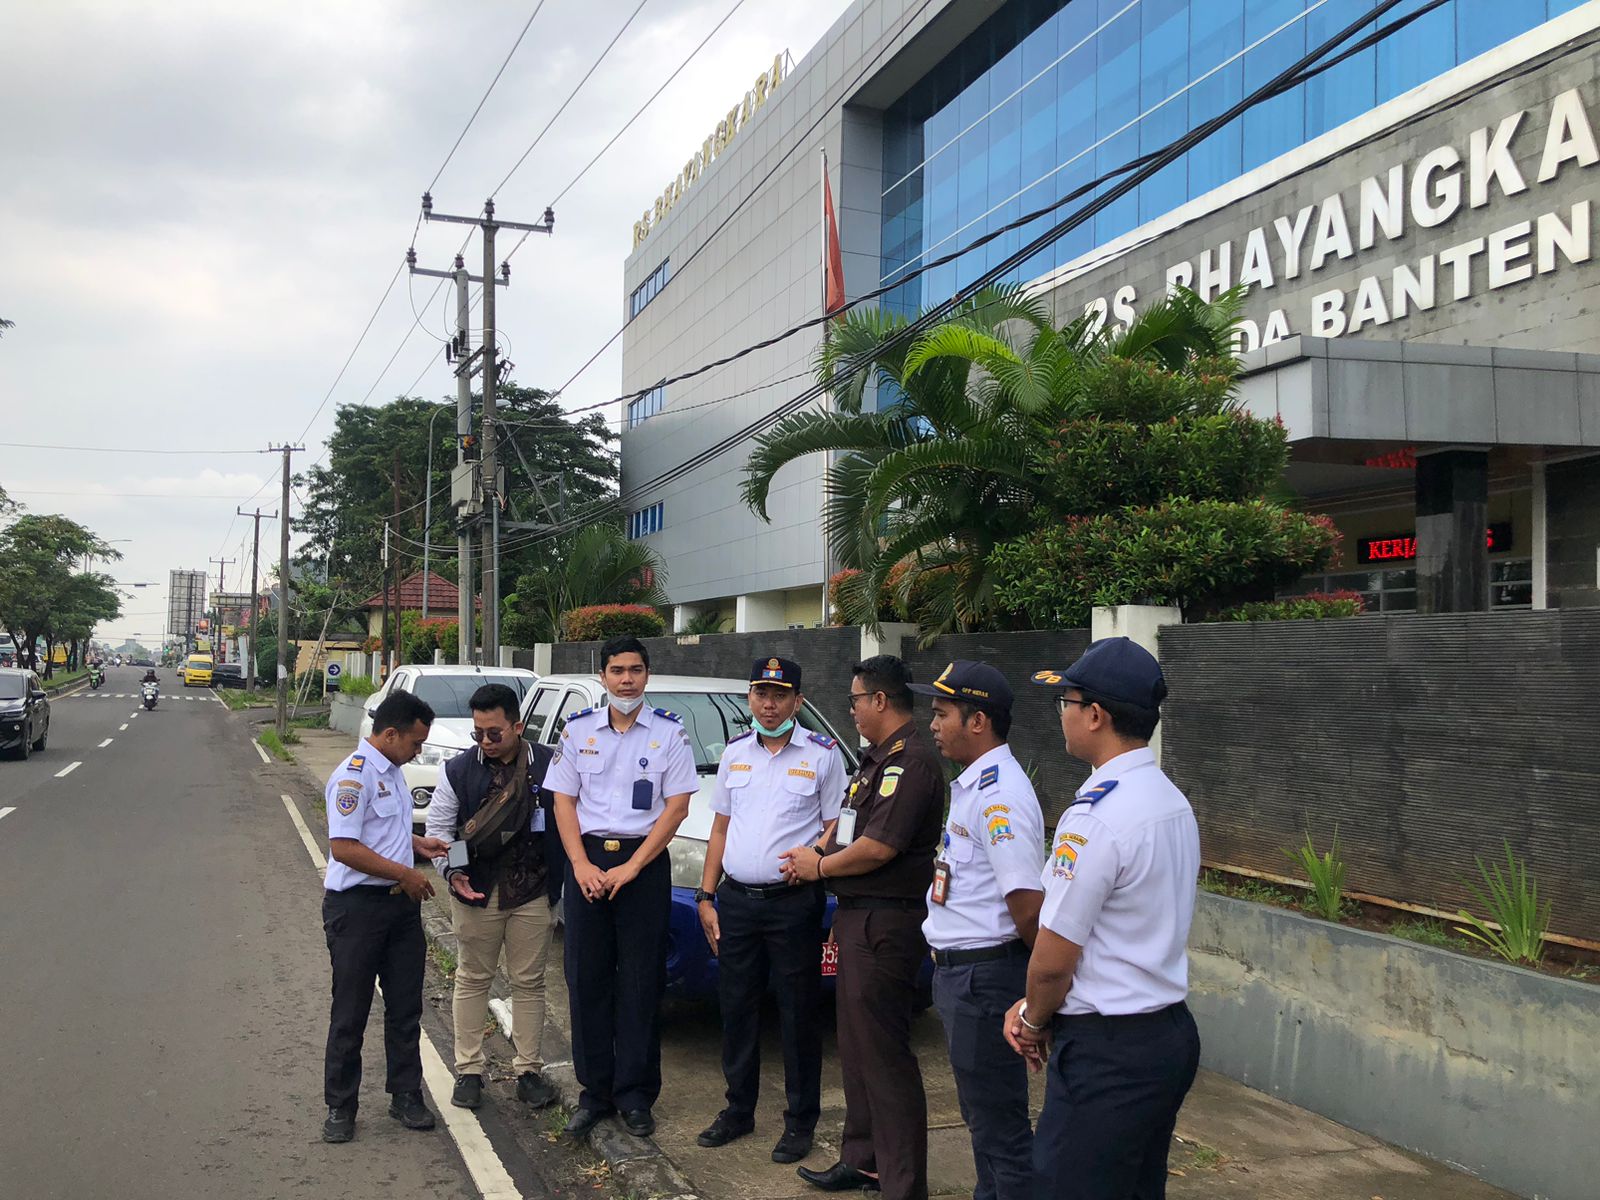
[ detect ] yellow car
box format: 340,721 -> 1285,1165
182,654 -> 214,687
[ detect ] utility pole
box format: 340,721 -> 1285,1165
415,194 -> 553,665
268,444 -> 303,740
389,448 -> 403,677
237,507 -> 276,692
209,556 -> 235,664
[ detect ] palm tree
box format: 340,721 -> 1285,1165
0,318 -> 13,338
742,285 -> 1243,634
503,523 -> 668,643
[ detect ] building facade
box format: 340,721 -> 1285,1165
620,0 -> 1600,629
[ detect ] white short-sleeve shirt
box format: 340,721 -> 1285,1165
543,704 -> 699,837
709,727 -> 846,885
922,743 -> 1045,951
323,740 -> 413,892
1038,747 -> 1200,1016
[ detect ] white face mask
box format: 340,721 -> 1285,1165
608,691 -> 645,715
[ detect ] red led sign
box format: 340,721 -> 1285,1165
1356,523 -> 1511,564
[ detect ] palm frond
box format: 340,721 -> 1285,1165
742,410 -> 896,519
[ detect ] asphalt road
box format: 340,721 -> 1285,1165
0,667 -> 494,1199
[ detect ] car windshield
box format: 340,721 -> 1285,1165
0,676 -> 26,699
644,691 -> 855,773
411,673 -> 532,719
187,658 -> 210,668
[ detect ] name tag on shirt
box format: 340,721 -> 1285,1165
631,779 -> 654,811
530,808 -> 546,832
836,806 -> 857,846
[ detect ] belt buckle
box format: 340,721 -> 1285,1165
603,839 -> 621,852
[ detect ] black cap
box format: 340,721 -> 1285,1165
909,659 -> 1014,712
750,656 -> 801,689
1030,637 -> 1167,709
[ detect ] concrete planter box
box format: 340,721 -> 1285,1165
1187,890 -> 1599,1199
328,692 -> 368,737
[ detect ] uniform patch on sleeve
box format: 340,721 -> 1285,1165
879,765 -> 904,797
984,804 -> 1014,844
978,765 -> 999,789
335,780 -> 362,816
1051,832 -> 1083,879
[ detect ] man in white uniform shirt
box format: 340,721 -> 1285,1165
1004,637 -> 1201,1200
909,661 -> 1043,1200
695,656 -> 845,1164
545,636 -> 698,1140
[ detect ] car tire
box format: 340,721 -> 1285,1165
16,729 -> 31,761
32,720 -> 46,752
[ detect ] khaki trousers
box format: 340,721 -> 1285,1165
451,884 -> 552,1076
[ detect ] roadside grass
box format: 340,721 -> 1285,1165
43,666 -> 91,692
258,728 -> 299,761
287,711 -> 329,730
430,943 -> 457,977
542,1102 -> 574,1140
1199,869 -> 1297,907
217,688 -> 273,711
1389,918 -> 1463,949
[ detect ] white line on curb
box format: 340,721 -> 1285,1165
276,793 -> 522,1199
119,723 -> 128,731
54,762 -> 81,778
253,740 -> 271,765
98,738 -> 113,748
0,807 -> 14,822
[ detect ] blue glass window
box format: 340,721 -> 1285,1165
627,384 -> 665,428
628,259 -> 670,320
627,502 -> 664,540
879,0 -> 1565,317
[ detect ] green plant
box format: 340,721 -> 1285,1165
1389,919 -> 1460,949
338,674 -> 378,699
560,603 -> 666,641
1283,830 -> 1347,921
1218,590 -> 1366,621
681,609 -> 731,635
258,729 -> 295,762
1454,841 -> 1552,965
431,943 -> 458,976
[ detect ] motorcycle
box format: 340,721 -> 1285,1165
89,667 -> 104,690
141,682 -> 158,710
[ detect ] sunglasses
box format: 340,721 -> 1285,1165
468,727 -> 512,743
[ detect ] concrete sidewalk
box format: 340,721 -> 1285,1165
291,725 -> 1517,1200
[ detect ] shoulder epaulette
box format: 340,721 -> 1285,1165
728,729 -> 755,744
887,738 -> 906,754
1073,779 -> 1119,806
348,754 -> 366,769
653,707 -> 682,723
808,731 -> 837,749
978,764 -> 1000,789
569,706 -> 596,720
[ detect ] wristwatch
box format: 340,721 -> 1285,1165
693,888 -> 716,904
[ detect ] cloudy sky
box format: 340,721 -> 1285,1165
0,0 -> 849,648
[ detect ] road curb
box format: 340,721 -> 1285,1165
288,753 -> 701,1199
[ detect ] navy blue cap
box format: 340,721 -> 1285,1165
909,659 -> 1014,712
750,656 -> 801,689
1030,637 -> 1167,709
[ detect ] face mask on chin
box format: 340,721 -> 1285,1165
754,715 -> 795,739
608,691 -> 645,715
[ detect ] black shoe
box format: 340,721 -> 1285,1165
452,1074 -> 483,1109
772,1129 -> 813,1163
388,1091 -> 437,1130
564,1106 -> 612,1137
516,1071 -> 557,1108
621,1108 -> 656,1137
321,1106 -> 356,1143
797,1162 -> 876,1192
697,1110 -> 755,1147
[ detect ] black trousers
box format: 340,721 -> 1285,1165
835,905 -> 930,1200
932,952 -> 1033,1200
322,887 -> 426,1110
1032,1002 -> 1201,1200
563,839 -> 670,1113
716,882 -> 825,1133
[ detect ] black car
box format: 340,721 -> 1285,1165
210,662 -> 246,688
0,669 -> 50,760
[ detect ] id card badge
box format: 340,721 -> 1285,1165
446,839 -> 469,870
631,778 -> 654,811
836,806 -> 857,846
931,861 -> 950,906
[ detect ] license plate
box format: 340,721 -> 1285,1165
820,941 -> 839,977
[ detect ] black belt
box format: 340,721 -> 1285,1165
582,834 -> 645,853
931,939 -> 1028,967
834,895 -> 925,912
1053,1001 -> 1189,1031
723,877 -> 814,899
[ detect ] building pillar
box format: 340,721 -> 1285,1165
1531,460 -> 1548,610
1415,450 -> 1489,614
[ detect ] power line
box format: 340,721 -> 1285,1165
0,441 -> 264,455
294,259 -> 406,446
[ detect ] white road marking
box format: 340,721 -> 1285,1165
130,713 -> 139,720
119,723 -> 128,731
98,738 -> 113,748
54,761 -> 81,778
253,740 -> 271,765
0,807 -> 14,822
278,795 -> 522,1198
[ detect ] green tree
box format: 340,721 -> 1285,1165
0,514 -> 121,676
502,524 -> 667,645
54,573 -> 124,670
0,318 -> 13,339
742,285 -> 1247,634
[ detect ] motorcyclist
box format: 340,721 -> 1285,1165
142,668 -> 159,685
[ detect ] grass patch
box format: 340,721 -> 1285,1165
1188,1142 -> 1225,1169
287,711 -> 329,730
258,729 -> 297,761
542,1102 -> 574,1140
1389,918 -> 1461,949
44,666 -> 91,692
430,943 -> 457,977
338,675 -> 379,699
217,688 -> 274,711
1199,869 -> 1297,907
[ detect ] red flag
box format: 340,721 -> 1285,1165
822,160 -> 845,318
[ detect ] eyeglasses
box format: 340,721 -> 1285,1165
845,690 -> 881,708
468,727 -> 510,744
1054,694 -> 1093,716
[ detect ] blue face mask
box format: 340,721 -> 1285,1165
753,712 -> 795,739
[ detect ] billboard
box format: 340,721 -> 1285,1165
213,591 -> 253,633
167,569 -> 206,644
